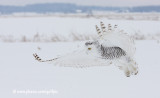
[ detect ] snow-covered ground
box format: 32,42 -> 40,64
0,15 -> 160,97
0,40 -> 160,98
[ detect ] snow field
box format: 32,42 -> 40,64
0,40 -> 160,98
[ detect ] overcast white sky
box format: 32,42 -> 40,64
0,0 -> 160,7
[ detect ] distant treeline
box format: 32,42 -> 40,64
0,3 -> 160,14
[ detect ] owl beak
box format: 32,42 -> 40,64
88,48 -> 92,50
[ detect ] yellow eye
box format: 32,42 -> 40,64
88,48 -> 91,50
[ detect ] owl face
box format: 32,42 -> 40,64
85,41 -> 95,50
85,41 -> 99,56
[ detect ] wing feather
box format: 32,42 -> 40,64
34,48 -> 112,68
100,29 -> 135,57
50,49 -> 112,67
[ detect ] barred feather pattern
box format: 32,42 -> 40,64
95,25 -> 101,34
33,53 -> 58,62
100,22 -> 106,32
100,45 -> 126,59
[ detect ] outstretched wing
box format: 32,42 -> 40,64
33,48 -> 112,68
103,30 -> 135,57
95,22 -> 135,57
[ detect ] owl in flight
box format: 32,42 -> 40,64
33,22 -> 138,77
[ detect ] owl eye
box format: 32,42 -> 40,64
88,48 -> 92,50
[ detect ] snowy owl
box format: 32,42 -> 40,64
33,22 -> 138,77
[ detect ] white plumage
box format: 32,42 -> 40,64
33,22 -> 138,77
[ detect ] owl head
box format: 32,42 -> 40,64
85,41 -> 101,56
